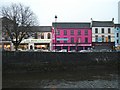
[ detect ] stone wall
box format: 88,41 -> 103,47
2,51 -> 119,73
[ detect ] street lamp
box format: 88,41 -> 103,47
55,15 -> 57,52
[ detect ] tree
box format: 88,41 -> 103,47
1,3 -> 38,51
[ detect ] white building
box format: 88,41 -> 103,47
19,26 -> 52,51
91,19 -> 115,50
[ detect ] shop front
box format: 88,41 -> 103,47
20,39 -> 52,51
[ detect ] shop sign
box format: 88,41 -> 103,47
21,39 -> 51,43
56,38 -> 68,41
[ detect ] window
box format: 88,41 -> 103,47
64,38 -> 67,43
78,38 -> 81,43
102,35 -> 104,42
64,30 -> 67,35
95,28 -> 98,33
85,38 -> 88,43
95,35 -> 98,42
34,32 -> 38,39
108,35 -> 111,42
78,30 -> 81,35
41,33 -> 44,39
71,37 -> 74,43
85,30 -> 88,35
117,40 -> 119,43
108,28 -> 111,33
71,30 -> 74,35
57,30 -> 60,35
57,38 -> 60,43
47,33 -> 51,39
101,28 -> 104,33
117,33 -> 119,37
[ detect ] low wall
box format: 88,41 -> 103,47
2,51 -> 119,73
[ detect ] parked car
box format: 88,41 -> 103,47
79,50 -> 92,52
68,50 -> 76,52
59,49 -> 67,52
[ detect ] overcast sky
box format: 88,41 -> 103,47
0,0 -> 119,26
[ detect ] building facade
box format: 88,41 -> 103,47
20,26 -> 52,51
118,1 -> 120,24
114,24 -> 120,50
52,22 -> 92,52
92,19 -> 115,50
1,17 -> 14,51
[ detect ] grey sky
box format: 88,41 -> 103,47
0,0 -> 119,26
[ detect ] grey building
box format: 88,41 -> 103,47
118,1 -> 120,23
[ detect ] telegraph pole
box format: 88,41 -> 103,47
55,15 -> 57,52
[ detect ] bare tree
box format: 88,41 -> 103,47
1,3 -> 38,51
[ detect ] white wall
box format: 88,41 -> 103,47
92,27 -> 115,42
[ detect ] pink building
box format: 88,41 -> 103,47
52,22 -> 92,52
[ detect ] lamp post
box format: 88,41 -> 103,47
55,15 -> 57,52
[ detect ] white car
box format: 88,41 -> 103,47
59,49 -> 67,52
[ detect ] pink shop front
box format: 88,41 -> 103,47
53,43 -> 92,52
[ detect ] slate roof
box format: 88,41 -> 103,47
92,21 -> 114,27
52,22 -> 91,28
5,26 -> 52,32
114,24 -> 120,28
25,26 -> 52,32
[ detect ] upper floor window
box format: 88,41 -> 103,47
85,30 -> 88,35
102,35 -> 104,42
57,30 -> 60,35
64,37 -> 67,43
47,33 -> 51,39
101,28 -> 104,33
85,38 -> 88,43
71,30 -> 74,35
64,30 -> 67,35
78,30 -> 81,35
108,35 -> 111,42
108,28 -> 111,33
71,37 -> 74,43
95,35 -> 98,42
117,40 -> 119,43
56,38 -> 60,43
95,28 -> 98,33
117,33 -> 119,37
34,32 -> 38,39
77,37 -> 81,43
41,33 -> 44,39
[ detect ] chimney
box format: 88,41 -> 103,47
112,18 -> 114,22
91,18 -> 93,21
